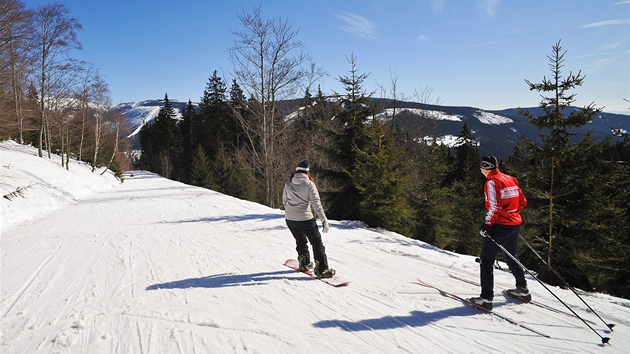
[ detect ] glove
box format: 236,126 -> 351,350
479,224 -> 492,236
322,220 -> 330,233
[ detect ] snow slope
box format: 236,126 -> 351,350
1,141 -> 629,353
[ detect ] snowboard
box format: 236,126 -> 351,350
284,259 -> 350,287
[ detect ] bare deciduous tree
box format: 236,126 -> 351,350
90,73 -> 111,172
30,2 -> 82,158
229,5 -> 316,207
0,0 -> 33,143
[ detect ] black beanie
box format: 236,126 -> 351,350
296,159 -> 310,172
480,155 -> 498,170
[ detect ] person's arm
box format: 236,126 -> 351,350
308,182 -> 326,220
484,180 -> 498,226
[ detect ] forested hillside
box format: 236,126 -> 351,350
135,48 -> 629,298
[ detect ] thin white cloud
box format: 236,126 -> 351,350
479,0 -> 502,18
461,40 -> 500,49
417,35 -> 428,42
614,1 -> 630,4
578,19 -> 629,28
431,0 -> 445,14
337,12 -> 379,39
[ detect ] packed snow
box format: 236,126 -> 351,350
1,141 -> 629,353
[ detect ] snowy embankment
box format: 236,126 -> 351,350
1,141 -> 629,353
1,141 -> 119,232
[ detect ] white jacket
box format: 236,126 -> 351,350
282,173 -> 327,222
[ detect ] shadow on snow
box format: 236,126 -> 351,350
312,307 -> 472,332
145,270 -> 307,290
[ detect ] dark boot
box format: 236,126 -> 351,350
314,260 -> 335,278
505,286 -> 531,302
298,255 -> 313,272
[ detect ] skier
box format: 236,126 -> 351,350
468,155 -> 530,310
282,159 -> 335,278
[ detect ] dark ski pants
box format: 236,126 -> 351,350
286,219 -> 328,272
479,224 -> 527,300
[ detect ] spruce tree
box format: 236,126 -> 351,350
445,123 -> 485,254
212,144 -> 258,201
318,55 -> 376,221
513,40 -> 619,292
139,94 -> 182,179
191,145 -> 215,189
228,79 -> 249,151
353,118 -> 413,235
287,88 -> 314,160
179,100 -> 198,184
199,71 -> 229,160
405,142 -> 454,247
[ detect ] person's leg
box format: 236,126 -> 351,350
479,230 -> 501,300
498,225 -> 527,288
286,220 -> 310,266
301,219 -> 329,273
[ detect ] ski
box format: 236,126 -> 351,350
417,278 -> 550,338
447,272 -> 598,325
284,259 -> 350,287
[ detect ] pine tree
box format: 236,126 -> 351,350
318,55 -> 376,221
199,71 -> 229,160
565,137 -> 630,295
444,123 -> 485,254
513,40 -> 616,292
154,94 -> 182,179
228,79 -> 249,152
211,144 -> 258,201
191,145 -> 215,189
139,94 -> 182,179
597,139 -> 630,298
179,100 -> 198,184
286,88 -> 313,160
353,118 -> 413,235
448,123 -> 482,183
405,143 -> 454,248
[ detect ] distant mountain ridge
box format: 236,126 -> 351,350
114,98 -> 629,158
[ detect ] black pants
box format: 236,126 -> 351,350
479,224 -> 526,300
286,219 -> 328,272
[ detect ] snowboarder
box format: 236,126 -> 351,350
468,155 -> 530,310
282,159 -> 335,278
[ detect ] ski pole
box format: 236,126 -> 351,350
518,234 -> 615,331
479,230 -> 611,345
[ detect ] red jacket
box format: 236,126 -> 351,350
484,169 -> 527,226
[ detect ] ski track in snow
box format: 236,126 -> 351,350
2,147 -> 629,353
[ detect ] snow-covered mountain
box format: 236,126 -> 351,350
2,140 -> 629,353
113,98 -> 629,157
113,98 -> 194,138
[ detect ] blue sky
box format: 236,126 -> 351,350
24,0 -> 630,113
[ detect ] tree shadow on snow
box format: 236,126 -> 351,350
146,270 -> 308,290
172,213 -> 285,224
313,306 -> 481,332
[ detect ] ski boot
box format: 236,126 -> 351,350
467,296 -> 493,310
504,286 -> 532,303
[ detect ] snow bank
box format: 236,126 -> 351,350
1,140 -> 120,232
